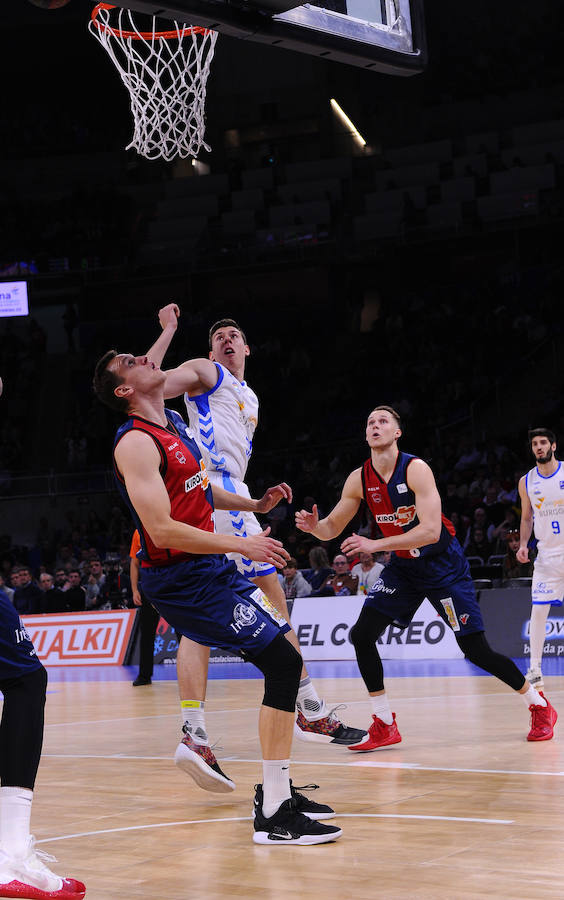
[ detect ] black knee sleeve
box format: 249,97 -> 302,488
456,632 -> 525,691
0,665 -> 48,789
350,606 -> 393,694
250,634 -> 303,712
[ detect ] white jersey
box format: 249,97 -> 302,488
184,362 -> 258,483
526,461 -> 564,556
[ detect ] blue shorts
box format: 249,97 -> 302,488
140,554 -> 290,657
0,592 -> 44,681
365,540 -> 484,636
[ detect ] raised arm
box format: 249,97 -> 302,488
341,459 -> 442,556
146,303 -> 180,368
295,468 -> 363,542
114,430 -> 288,567
517,475 -> 533,563
144,303 -> 219,399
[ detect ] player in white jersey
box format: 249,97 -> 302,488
517,427 -> 564,687
144,306 -> 366,793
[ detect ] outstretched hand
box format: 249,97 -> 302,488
255,483 -> 292,514
295,503 -> 319,533
241,527 -> 290,569
158,303 -> 180,331
341,532 -> 374,557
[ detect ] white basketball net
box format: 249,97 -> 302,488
89,4 -> 218,161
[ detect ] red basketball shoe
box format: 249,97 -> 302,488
0,841 -> 85,899
348,713 -> 402,752
527,693 -> 558,742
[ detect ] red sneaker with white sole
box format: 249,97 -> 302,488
0,841 -> 85,900
527,692 -> 558,742
348,713 -> 402,752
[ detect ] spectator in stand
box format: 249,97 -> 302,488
463,507 -> 490,547
38,572 -> 66,614
54,544 -> 78,573
281,558 -> 312,600
352,551 -> 388,595
54,568 -> 68,591
464,526 -> 493,562
304,546 -> 334,592
13,568 -> 42,615
503,529 -> 534,580
61,569 -> 86,612
312,554 -> 359,597
84,558 -> 106,610
0,573 -> 14,603
488,506 -> 520,554
454,439 -> 483,472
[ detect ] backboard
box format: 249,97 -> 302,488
106,0 -> 427,74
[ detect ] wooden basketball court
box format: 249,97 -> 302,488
34,667 -> 563,899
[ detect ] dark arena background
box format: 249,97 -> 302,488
0,1 -> 563,898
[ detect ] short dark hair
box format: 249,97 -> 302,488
93,350 -> 130,413
209,319 -> 247,349
528,427 -> 557,446
372,405 -> 401,428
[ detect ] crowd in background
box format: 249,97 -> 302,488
0,421 -> 545,615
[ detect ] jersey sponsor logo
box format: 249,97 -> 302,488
175,450 -> 187,464
371,578 -> 396,595
397,483 -> 408,493
168,441 -> 179,451
184,460 -> 209,493
534,582 -> 554,596
374,505 -> 416,527
534,496 -> 544,509
367,486 -> 382,503
396,505 -> 416,526
252,622 -> 267,638
459,613 -> 470,625
229,602 -> 258,634
440,597 -> 460,632
15,620 -> 32,645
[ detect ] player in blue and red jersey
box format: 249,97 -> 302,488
296,406 -> 557,748
93,349 -> 342,847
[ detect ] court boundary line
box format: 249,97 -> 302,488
36,811 -> 514,845
41,752 -> 564,778
41,688 -> 564,729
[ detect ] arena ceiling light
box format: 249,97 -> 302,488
330,98 -> 366,148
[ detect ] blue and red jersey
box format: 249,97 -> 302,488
361,451 -> 455,560
113,409 -> 215,567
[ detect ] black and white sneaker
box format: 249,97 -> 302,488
290,781 -> 336,819
253,790 -> 342,845
252,782 -> 335,820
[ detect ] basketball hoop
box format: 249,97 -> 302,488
89,3 -> 218,161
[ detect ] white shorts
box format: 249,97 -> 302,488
211,472 -> 276,580
532,552 -> 564,606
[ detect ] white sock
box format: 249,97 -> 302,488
261,760 -> 291,819
522,685 -> 547,708
296,677 -> 326,720
529,604 -> 550,669
180,700 -> 208,745
1,787 -> 33,857
371,693 -> 394,725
